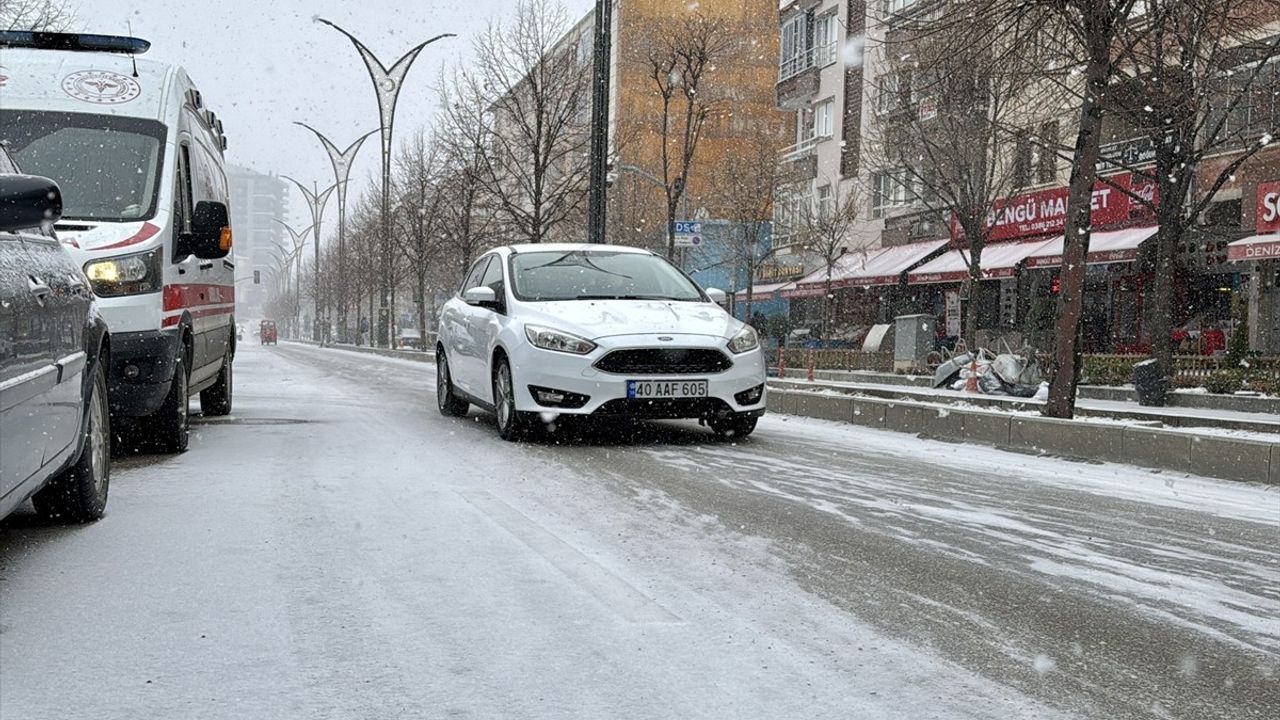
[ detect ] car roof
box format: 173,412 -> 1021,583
0,46 -> 179,122
498,243 -> 654,256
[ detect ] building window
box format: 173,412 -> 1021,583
872,170 -> 913,217
779,11 -> 815,80
1209,53 -> 1280,142
884,0 -> 921,14
814,12 -> 839,67
798,107 -> 816,145
876,73 -> 902,115
815,98 -> 835,138
817,184 -> 832,219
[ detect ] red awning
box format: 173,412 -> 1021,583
733,280 -> 795,301
783,239 -> 948,297
907,239 -> 1052,285
1228,233 -> 1280,262
1024,226 -> 1157,269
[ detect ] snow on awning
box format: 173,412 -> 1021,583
733,280 -> 795,301
1227,233 -> 1280,262
907,239 -> 1052,285
788,239 -> 949,295
1024,226 -> 1157,269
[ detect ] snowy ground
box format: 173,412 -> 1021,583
2,343 -> 1276,720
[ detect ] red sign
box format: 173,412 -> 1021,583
1259,181 -> 1280,234
951,173 -> 1158,243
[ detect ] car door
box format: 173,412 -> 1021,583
27,232 -> 90,466
470,254 -> 508,404
445,255 -> 491,395
0,231 -> 59,499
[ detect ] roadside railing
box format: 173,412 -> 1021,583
780,348 -> 894,373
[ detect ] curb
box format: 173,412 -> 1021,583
283,340 -> 433,363
770,389 -> 1279,485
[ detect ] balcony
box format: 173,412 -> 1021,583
777,49 -> 820,109
779,138 -> 819,182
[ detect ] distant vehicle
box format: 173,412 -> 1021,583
436,244 -> 766,440
397,328 -> 425,351
0,32 -> 236,454
0,157 -> 112,522
260,320 -> 277,345
236,323 -> 245,341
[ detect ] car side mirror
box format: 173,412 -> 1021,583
0,174 -> 62,232
190,200 -> 232,259
705,288 -> 728,305
463,286 -> 498,307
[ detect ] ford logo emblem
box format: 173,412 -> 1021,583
657,336 -> 673,342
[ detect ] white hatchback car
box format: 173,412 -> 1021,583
436,244 -> 766,440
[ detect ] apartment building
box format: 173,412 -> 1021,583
228,165 -> 289,318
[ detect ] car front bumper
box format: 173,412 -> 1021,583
508,333 -> 767,419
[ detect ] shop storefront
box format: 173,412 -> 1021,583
1228,180 -> 1280,353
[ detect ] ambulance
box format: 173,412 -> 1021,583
0,32 -> 235,452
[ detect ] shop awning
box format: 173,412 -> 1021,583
1023,226 -> 1158,269
1227,233 -> 1280,262
732,280 -> 795,301
781,239 -> 949,298
907,239 -> 1051,285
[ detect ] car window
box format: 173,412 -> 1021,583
0,146 -> 17,175
479,253 -> 505,298
459,256 -> 490,295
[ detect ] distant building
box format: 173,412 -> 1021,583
228,166 -> 289,318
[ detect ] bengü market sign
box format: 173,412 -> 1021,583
951,172 -> 1158,243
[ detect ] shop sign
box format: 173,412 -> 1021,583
951,172 -> 1158,243
757,262 -> 805,282
1096,137 -> 1157,173
1259,181 -> 1280,234
944,290 -> 962,337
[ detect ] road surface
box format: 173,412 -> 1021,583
2,342 -> 1277,719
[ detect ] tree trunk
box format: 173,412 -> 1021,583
415,272 -> 428,353
1144,132 -> 1192,402
959,223 -> 987,349
1044,45 -> 1110,419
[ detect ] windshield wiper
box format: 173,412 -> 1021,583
526,251 -> 631,279
575,294 -> 684,301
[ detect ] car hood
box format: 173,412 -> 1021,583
517,299 -> 742,340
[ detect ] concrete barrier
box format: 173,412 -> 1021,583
765,390 -> 1275,485
1189,436 -> 1275,484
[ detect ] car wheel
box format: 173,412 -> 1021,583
709,413 -> 758,440
437,347 -> 469,417
200,351 -> 233,416
493,358 -> 532,441
33,362 -> 110,523
148,355 -> 190,453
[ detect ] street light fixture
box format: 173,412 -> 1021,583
272,219 -> 314,339
317,18 -> 453,348
282,177 -> 336,344
295,122 -> 376,343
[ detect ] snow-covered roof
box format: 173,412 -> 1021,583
1024,226 -> 1157,268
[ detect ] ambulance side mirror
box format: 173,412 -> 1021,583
190,201 -> 231,259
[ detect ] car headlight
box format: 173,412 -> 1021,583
84,248 -> 162,297
525,325 -> 597,354
727,326 -> 760,354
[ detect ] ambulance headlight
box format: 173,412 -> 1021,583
84,249 -> 162,297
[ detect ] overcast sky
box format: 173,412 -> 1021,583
76,0 -> 595,210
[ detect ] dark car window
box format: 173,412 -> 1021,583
459,256 -> 490,295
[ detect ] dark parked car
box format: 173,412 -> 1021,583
0,152 -> 111,523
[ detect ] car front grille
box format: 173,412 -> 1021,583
594,348 -> 732,375
592,397 -> 734,419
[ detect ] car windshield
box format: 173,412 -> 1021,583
0,110 -> 166,221
509,250 -> 705,302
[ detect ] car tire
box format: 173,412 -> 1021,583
709,413 -> 758,439
149,355 -> 190,453
200,352 -> 233,417
33,362 -> 110,523
437,347 -> 469,417
493,358 -> 533,441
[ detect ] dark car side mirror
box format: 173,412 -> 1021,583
0,174 -> 62,232
189,200 -> 232,259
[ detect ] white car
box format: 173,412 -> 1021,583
436,244 -> 767,440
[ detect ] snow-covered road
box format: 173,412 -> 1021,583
2,342 -> 1276,719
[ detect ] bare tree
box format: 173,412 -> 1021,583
713,129 -> 784,320
391,130 -> 448,348
871,5 -> 1055,347
471,0 -> 590,244
796,179 -> 872,340
632,13 -> 729,258
0,0 -> 76,31
1101,0 -> 1280,399
437,65 -> 500,282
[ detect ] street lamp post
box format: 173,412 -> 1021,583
282,177 -> 336,344
317,18 -> 453,348
272,219 -> 313,339
587,0 -> 614,244
295,122 -> 376,344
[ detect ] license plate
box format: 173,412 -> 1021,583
627,379 -> 708,399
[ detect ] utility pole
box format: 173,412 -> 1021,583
586,0 -> 614,244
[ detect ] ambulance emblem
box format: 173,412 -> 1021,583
61,70 -> 142,104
